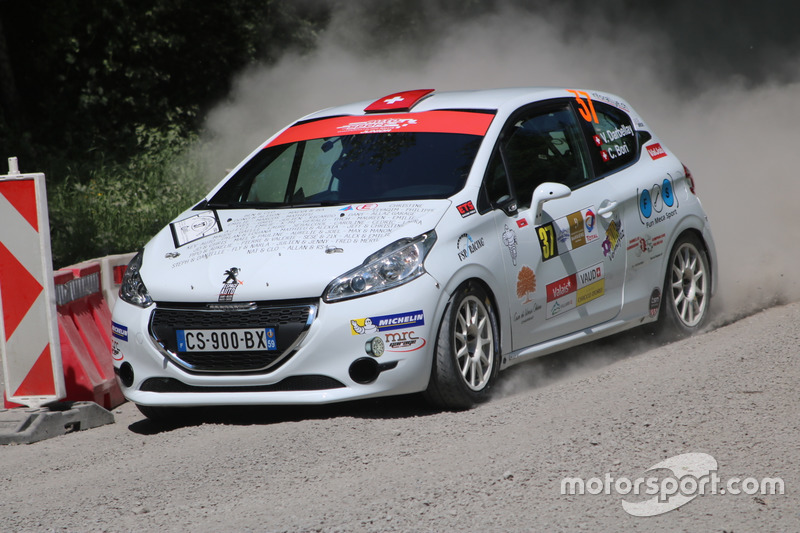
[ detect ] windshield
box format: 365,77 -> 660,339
208,131 -> 484,208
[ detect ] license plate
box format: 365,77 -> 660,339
176,328 -> 277,352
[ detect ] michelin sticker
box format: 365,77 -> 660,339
351,310 -> 425,335
111,321 -> 128,342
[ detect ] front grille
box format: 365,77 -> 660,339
139,375 -> 344,393
149,300 -> 316,373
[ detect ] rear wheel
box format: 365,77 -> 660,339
656,234 -> 711,336
424,282 -> 500,410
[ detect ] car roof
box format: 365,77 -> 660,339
298,87 -> 591,122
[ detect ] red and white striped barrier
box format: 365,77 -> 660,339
1,158 -> 129,411
0,159 -> 65,408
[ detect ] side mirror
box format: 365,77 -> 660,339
531,182 -> 571,221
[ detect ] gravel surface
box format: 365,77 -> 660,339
1,301 -> 797,532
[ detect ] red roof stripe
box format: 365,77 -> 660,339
268,111 -> 494,147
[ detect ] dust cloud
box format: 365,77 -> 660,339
198,3 -> 800,323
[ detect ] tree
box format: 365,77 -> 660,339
516,266 -> 536,303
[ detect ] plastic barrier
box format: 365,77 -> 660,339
58,263 -> 124,410
73,252 -> 136,312
5,264 -> 125,410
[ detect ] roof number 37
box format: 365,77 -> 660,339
567,89 -> 599,124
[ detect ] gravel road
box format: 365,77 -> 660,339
1,300 -> 797,532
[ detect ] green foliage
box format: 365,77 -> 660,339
48,126 -> 206,268
0,0 -> 331,266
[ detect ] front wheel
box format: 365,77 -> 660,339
424,282 -> 500,410
655,233 -> 711,336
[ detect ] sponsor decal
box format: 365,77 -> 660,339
516,218 -> 529,228
111,321 -> 128,342
457,233 -> 485,261
584,210 -> 596,233
111,340 -> 123,361
218,267 -> 243,302
646,143 -> 668,160
365,336 -> 385,357
516,266 -> 537,303
456,200 -> 476,218
536,206 -> 600,261
513,303 -> 541,325
502,224 -> 518,265
602,219 -> 625,261
649,288 -> 661,317
356,203 -> 378,211
546,263 -> 605,319
351,310 -> 425,335
170,210 -> 222,248
337,117 -> 418,134
628,233 -> 666,257
384,330 -> 427,352
339,205 -> 354,211
638,175 -> 679,225
165,252 -> 180,259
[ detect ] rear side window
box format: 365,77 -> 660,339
581,101 -> 638,176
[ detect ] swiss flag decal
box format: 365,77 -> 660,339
364,89 -> 434,112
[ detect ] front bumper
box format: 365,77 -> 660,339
111,275 -> 444,407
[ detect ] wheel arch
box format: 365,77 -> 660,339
663,222 -> 715,295
437,271 -> 508,358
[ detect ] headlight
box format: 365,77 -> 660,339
119,251 -> 153,307
324,231 -> 437,302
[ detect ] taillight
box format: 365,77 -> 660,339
683,164 -> 696,195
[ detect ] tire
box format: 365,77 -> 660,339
424,282 -> 500,410
654,233 -> 711,337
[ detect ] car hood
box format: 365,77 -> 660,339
140,200 -> 450,302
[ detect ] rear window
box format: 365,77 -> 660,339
583,101 -> 638,176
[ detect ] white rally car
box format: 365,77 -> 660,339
112,87 -> 717,420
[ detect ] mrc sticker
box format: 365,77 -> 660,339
351,310 -> 425,335
546,263 -> 605,319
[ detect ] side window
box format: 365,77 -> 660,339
246,144 -> 297,203
482,149 -> 512,206
582,101 -> 637,176
501,105 -> 590,209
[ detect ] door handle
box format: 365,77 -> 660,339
597,201 -> 618,219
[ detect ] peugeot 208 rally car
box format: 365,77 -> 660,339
112,87 -> 717,420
